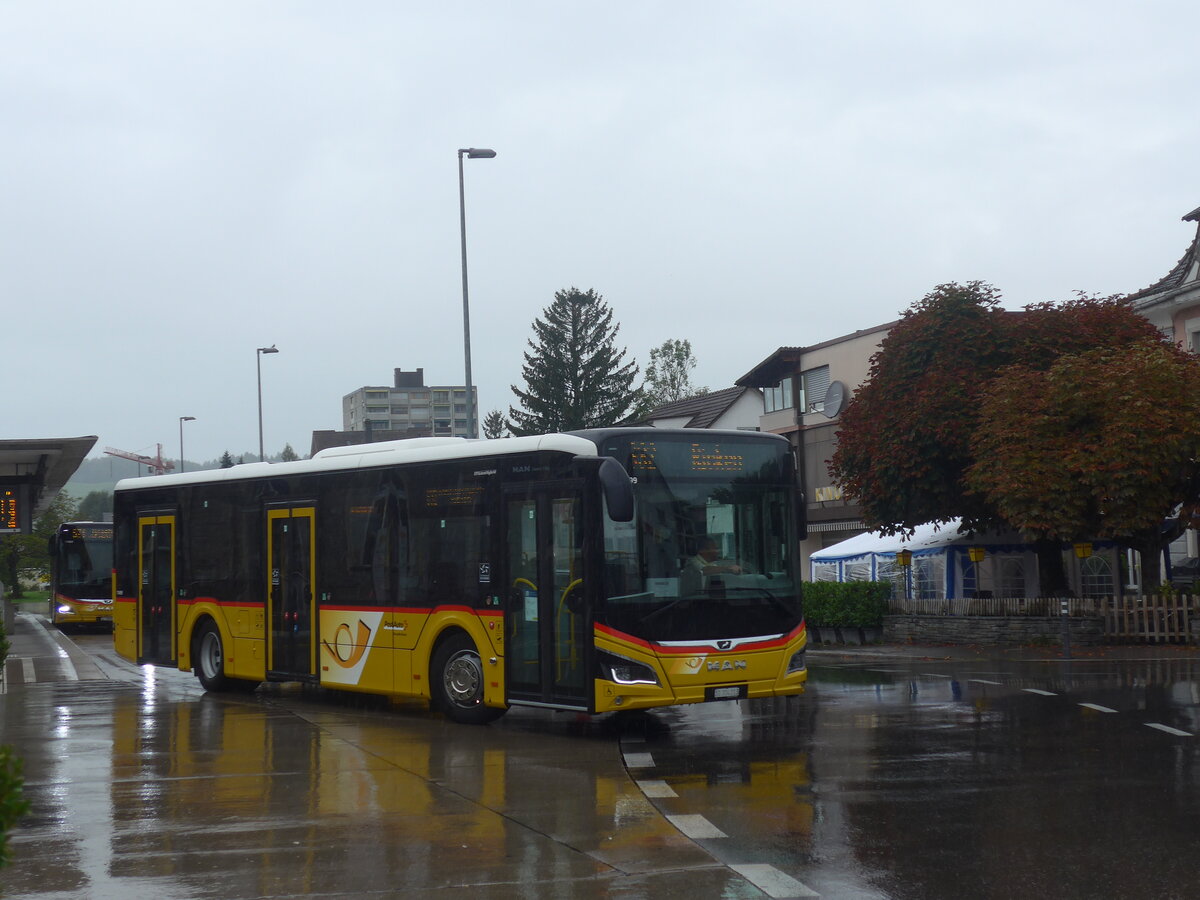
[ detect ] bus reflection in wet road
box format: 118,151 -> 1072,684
8,643 -> 1200,898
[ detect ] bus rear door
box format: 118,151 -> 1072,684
504,483 -> 590,711
266,506 -> 317,680
137,514 -> 176,664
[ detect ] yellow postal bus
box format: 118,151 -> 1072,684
112,429 -> 806,723
48,522 -> 115,627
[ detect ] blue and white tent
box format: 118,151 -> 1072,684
810,520 -> 1118,600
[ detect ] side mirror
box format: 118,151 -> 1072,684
596,456 -> 635,522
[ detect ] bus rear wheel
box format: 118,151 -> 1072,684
193,622 -> 258,693
431,634 -> 505,725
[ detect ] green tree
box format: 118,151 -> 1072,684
220,451 -> 234,469
968,340 -> 1200,588
0,492 -> 78,599
280,443 -> 299,462
77,491 -> 112,522
509,287 -> 640,435
482,410 -> 507,440
635,338 -> 708,417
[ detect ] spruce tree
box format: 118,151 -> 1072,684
509,287 -> 640,436
482,410 -> 507,440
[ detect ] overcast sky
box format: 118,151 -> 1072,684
4,2 -> 1198,466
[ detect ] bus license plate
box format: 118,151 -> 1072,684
707,685 -> 747,701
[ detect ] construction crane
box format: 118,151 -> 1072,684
104,444 -> 175,477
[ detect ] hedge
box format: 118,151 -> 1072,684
802,581 -> 891,628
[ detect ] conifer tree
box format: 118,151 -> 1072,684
482,410 -> 507,440
509,287 -> 640,435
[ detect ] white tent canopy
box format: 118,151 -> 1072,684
810,519 -> 1118,600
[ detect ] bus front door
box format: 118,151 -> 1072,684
505,485 -> 590,711
137,514 -> 176,665
267,506 -> 316,680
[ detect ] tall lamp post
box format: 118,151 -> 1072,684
179,416 -> 195,473
257,345 -> 279,461
458,147 -> 496,439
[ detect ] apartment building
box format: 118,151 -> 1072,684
737,322 -> 893,573
342,368 -> 477,439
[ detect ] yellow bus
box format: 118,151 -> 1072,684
48,522 -> 115,627
112,429 -> 806,723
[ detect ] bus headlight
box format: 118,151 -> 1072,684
598,651 -> 660,686
57,605 -> 73,615
787,648 -> 806,674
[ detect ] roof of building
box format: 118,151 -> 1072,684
1127,207 -> 1200,306
736,321 -> 896,388
631,386 -> 756,428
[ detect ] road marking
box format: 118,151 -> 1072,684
1145,723 -> 1193,737
666,814 -> 727,840
623,751 -> 655,768
22,658 -> 35,683
1023,689 -> 1057,696
730,863 -> 820,898
636,779 -> 677,798
969,679 -> 1003,685
919,673 -> 953,678
1079,703 -> 1118,713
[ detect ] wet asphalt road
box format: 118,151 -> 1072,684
4,617 -> 1200,898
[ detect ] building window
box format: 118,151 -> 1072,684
366,405 -> 388,414
366,390 -> 389,400
433,390 -> 450,403
763,378 -> 793,413
800,366 -> 830,414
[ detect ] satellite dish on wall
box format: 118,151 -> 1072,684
822,381 -> 846,418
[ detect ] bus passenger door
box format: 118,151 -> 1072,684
504,485 -> 589,711
137,514 -> 176,665
267,506 -> 316,680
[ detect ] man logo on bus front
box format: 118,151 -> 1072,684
718,640 -> 732,650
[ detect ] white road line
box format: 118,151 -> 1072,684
1079,703 -> 1118,713
919,673 -> 953,678
1146,723 -> 1194,737
1023,688 -> 1057,696
636,779 -> 677,798
730,863 -> 820,898
666,814 -> 727,840
22,658 -> 35,683
622,751 -> 655,768
968,679 -> 1003,685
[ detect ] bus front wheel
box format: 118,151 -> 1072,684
430,634 -> 505,725
193,622 -> 258,693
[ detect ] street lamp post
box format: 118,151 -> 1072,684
257,345 -> 279,461
458,147 -> 496,440
179,416 -> 195,473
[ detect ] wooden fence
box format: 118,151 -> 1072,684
886,594 -> 1199,644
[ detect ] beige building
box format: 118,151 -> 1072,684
737,322 -> 893,574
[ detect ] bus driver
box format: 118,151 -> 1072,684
680,537 -> 742,596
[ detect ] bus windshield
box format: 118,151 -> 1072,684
595,434 -> 799,644
53,524 -> 114,600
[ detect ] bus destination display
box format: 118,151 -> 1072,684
628,440 -> 747,474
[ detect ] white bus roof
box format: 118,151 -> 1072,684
114,433 -> 599,493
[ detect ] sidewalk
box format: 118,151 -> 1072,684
1,606 -> 105,688
807,637 -> 1200,662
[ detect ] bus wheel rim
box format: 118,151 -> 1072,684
443,650 -> 482,707
201,632 -> 221,677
